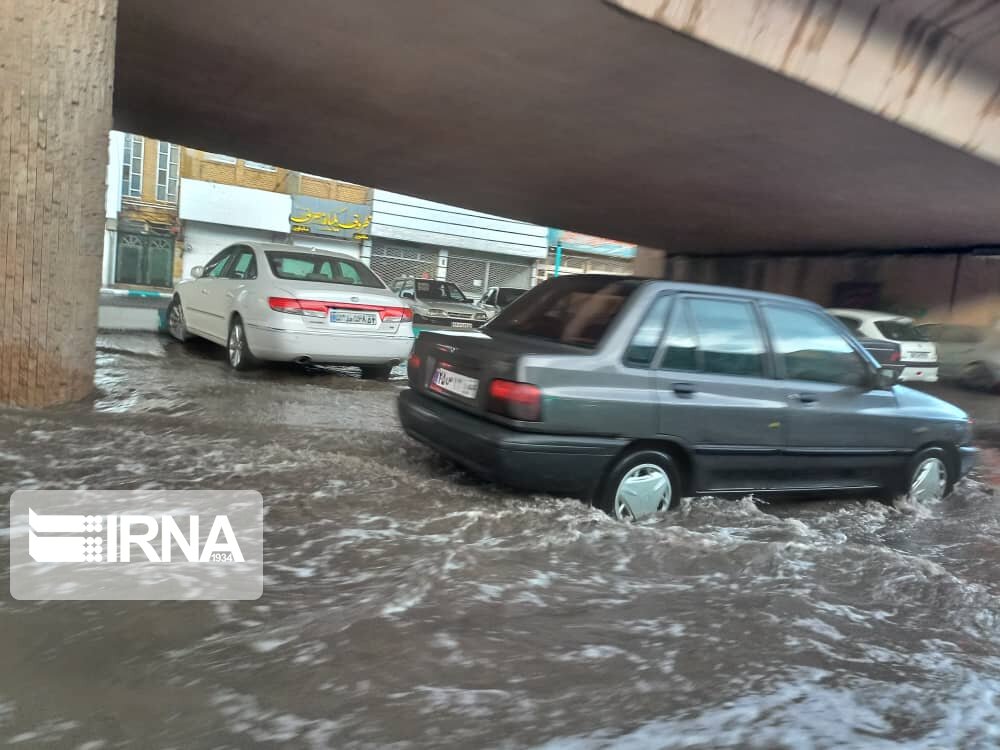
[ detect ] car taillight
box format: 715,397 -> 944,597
488,379 -> 542,421
380,306 -> 414,322
268,298 -> 414,322
891,351 -> 901,362
268,297 -> 326,318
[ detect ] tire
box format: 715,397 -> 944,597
359,363 -> 394,381
227,316 -> 256,371
901,446 -> 954,503
166,296 -> 190,342
596,449 -> 682,521
960,362 -> 993,391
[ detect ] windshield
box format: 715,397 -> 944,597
415,279 -> 469,302
265,251 -> 384,288
497,288 -> 527,306
875,319 -> 927,341
489,276 -> 641,348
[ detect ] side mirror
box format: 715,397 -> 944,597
875,366 -> 898,389
191,265 -> 204,279
401,290 -> 414,300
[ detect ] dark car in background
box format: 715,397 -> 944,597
856,336 -> 903,379
399,276 -> 975,520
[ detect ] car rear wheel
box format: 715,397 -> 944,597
903,447 -> 953,503
597,450 -> 682,521
359,363 -> 394,381
166,296 -> 190,342
227,317 -> 256,371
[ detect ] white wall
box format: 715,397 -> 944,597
105,130 -> 124,219
371,190 -> 547,259
179,178 -> 291,233
181,223 -> 276,279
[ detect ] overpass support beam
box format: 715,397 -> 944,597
635,246 -> 668,278
610,0 -> 1000,166
0,0 -> 116,406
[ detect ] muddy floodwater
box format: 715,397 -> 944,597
2,334 -> 1000,748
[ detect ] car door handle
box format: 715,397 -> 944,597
790,393 -> 818,404
201,288 -> 209,295
672,382 -> 696,395
225,292 -> 235,299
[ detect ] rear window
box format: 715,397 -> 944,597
415,279 -> 469,302
489,277 -> 641,348
874,319 -> 926,341
265,251 -> 383,288
497,288 -> 526,306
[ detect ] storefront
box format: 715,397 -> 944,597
542,230 -> 637,280
288,194 -> 371,259
178,178 -> 291,279
369,190 -> 547,295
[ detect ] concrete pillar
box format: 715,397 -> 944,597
0,0 -> 117,406
634,246 -> 668,278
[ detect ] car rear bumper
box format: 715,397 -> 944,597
413,316 -> 486,330
899,365 -> 938,382
398,388 -> 627,497
245,323 -> 413,364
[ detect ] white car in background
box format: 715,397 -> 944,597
167,242 -> 414,378
828,308 -> 938,382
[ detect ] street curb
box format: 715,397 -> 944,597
100,287 -> 173,300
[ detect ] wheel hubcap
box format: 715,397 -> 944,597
614,463 -> 672,520
909,457 -> 947,503
228,324 -> 242,367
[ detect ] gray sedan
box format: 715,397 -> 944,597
399,276 -> 976,520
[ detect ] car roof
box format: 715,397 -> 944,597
600,276 -> 826,310
826,308 -> 912,323
247,240 -> 361,264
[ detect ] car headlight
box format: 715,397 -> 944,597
428,308 -> 447,316
475,313 -> 487,321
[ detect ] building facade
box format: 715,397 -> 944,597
103,132 -> 182,289
102,134 -> 632,298
368,190 -> 548,297
541,230 -> 636,281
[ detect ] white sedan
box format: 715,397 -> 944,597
167,242 -> 414,377
828,308 -> 938,383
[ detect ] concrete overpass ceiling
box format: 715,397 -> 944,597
114,0 -> 1000,254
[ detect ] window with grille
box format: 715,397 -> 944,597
370,244 -> 438,287
121,135 -> 144,198
156,142 -> 180,203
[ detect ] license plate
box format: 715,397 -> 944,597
330,310 -> 377,325
431,367 -> 479,399
451,321 -> 473,329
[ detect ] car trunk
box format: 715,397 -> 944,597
408,330 -> 583,421
274,281 -> 409,335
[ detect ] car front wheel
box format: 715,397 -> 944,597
166,296 -> 190,342
227,317 -> 256,371
597,449 -> 682,521
904,447 -> 953,503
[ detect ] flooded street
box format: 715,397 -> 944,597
3,334 -> 1000,748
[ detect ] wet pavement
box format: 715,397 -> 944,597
2,334 -> 1000,748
